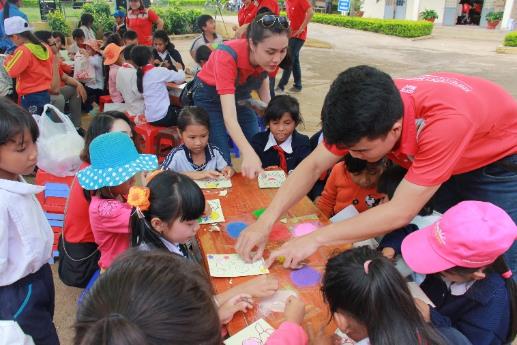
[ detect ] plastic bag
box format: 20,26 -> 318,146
73,52 -> 95,83
33,104 -> 84,177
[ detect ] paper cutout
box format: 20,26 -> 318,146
207,254 -> 269,277
292,222 -> 318,237
407,282 -> 435,307
227,222 -> 248,239
195,178 -> 232,189
199,199 -> 225,224
268,223 -> 291,241
330,204 -> 359,223
258,170 -> 286,189
252,207 -> 266,219
335,329 -> 357,344
290,266 -> 321,288
223,319 -> 275,345
258,289 -> 298,316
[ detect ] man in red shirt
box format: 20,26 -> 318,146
236,66 -> 517,276
275,0 -> 313,93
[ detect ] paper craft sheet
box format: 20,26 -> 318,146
195,178 -> 232,189
258,170 -> 286,189
199,199 -> 225,224
223,319 -> 275,345
330,204 -> 359,223
207,254 -> 269,277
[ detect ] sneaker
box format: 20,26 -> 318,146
274,87 -> 285,95
288,86 -> 302,93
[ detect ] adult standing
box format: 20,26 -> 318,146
275,0 -> 313,93
236,66 -> 517,275
234,0 -> 279,38
193,15 -> 289,177
237,0 -> 258,27
0,0 -> 27,53
126,0 -> 163,46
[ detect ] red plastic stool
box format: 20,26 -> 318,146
134,124 -> 182,163
98,95 -> 113,112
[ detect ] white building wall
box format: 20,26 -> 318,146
418,0 -> 446,23
363,0 -> 387,18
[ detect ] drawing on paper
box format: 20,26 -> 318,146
199,199 -> 225,224
195,178 -> 232,189
223,319 -> 275,345
206,254 -> 269,278
258,170 -> 286,189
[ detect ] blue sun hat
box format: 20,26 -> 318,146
77,132 -> 158,190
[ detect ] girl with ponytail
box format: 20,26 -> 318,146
130,45 -> 184,127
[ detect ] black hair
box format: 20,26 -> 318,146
131,45 -> 153,93
343,153 -> 386,174
263,95 -> 302,126
246,13 -> 290,45
122,44 -> 136,61
376,165 -> 433,216
196,14 -> 214,32
123,30 -> 138,41
0,97 -> 39,146
322,65 -> 403,148
130,170 -> 205,250
78,13 -> 94,28
445,256 -> 517,343
72,28 -> 85,40
3,0 -> 20,19
322,247 -> 447,345
152,30 -> 174,49
177,106 -> 210,132
127,0 -> 145,12
34,30 -> 52,44
74,249 -> 221,345
52,31 -> 66,49
194,44 -> 212,64
103,33 -> 123,49
80,111 -> 135,163
12,30 -> 47,52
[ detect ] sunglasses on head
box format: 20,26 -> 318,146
257,15 -> 289,29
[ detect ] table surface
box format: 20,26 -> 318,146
196,174 -> 350,336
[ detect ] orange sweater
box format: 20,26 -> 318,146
316,162 -> 385,218
4,43 -> 53,96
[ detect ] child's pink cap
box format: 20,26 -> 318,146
401,201 -> 517,274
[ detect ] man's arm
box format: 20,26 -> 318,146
235,143 -> 341,261
267,178 -> 441,268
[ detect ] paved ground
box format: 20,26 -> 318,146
53,20 -> 517,344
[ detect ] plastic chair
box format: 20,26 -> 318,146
98,95 -> 112,112
134,124 -> 182,163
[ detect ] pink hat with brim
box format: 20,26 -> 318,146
401,201 -> 517,275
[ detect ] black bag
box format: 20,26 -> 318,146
58,237 -> 100,288
179,76 -> 199,107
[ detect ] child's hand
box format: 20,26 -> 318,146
153,59 -> 161,66
218,293 -> 253,325
307,326 -> 341,345
265,165 -> 282,171
222,166 -> 235,178
173,61 -> 183,71
237,275 -> 279,298
203,170 -> 222,179
284,296 -> 306,325
381,247 -> 396,260
414,298 -> 431,322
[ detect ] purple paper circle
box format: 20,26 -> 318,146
290,266 -> 322,288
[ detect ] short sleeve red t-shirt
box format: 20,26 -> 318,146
197,39 -> 267,95
238,2 -> 258,26
126,9 -> 159,46
323,73 -> 517,186
257,0 -> 280,15
286,0 -> 312,40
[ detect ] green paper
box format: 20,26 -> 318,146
252,208 -> 266,219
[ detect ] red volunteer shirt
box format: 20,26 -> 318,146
126,9 -> 159,46
238,2 -> 258,26
286,0 -> 311,40
257,0 -> 279,15
197,39 -> 268,95
324,73 -> 517,186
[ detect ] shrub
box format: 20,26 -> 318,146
504,31 -> 517,47
154,6 -> 202,34
82,0 -> 115,37
486,11 -> 503,22
47,10 -> 71,36
420,9 -> 438,20
311,14 -> 433,38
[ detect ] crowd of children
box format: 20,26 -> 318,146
0,3 -> 516,345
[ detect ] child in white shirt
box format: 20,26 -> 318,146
0,98 -> 59,345
116,45 -> 144,117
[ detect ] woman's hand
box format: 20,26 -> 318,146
241,150 -> 263,179
235,275 -> 279,298
218,293 -> 253,325
235,218 -> 271,262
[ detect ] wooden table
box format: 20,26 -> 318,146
196,174 -> 350,336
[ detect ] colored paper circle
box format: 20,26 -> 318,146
268,223 -> 291,241
290,266 -> 321,288
292,222 -> 318,237
226,222 -> 248,238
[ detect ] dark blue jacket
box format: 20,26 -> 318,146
421,272 -> 511,345
251,130 -> 311,173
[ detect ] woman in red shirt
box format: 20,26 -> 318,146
193,15 -> 289,178
126,0 -> 163,46
59,112 -> 135,288
238,0 -> 258,26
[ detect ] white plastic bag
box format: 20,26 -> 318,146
33,104 -> 84,177
73,52 -> 95,83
